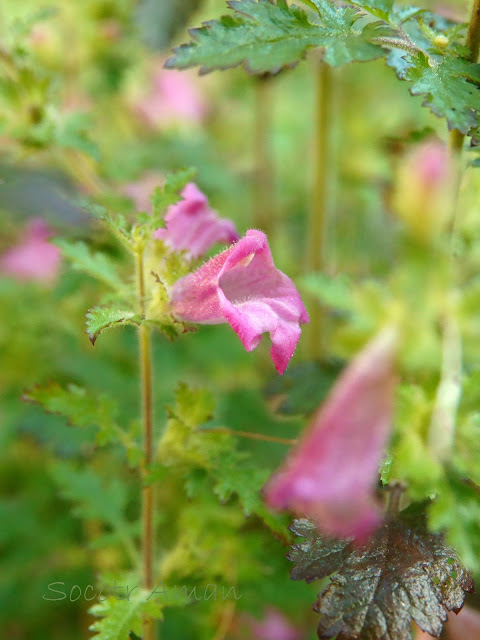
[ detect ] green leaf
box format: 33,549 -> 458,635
166,0 -> 390,74
86,307 -> 142,345
401,52 -> 480,133
151,167 -> 196,226
289,504 -> 474,640
23,382 -> 118,435
349,0 -> 393,20
89,592 -> 164,639
51,462 -> 127,527
56,240 -> 124,290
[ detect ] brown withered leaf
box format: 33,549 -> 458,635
288,503 -> 474,640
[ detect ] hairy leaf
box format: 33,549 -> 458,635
397,53 -> 480,134
151,167 -> 196,226
288,504 -> 474,640
89,592 -> 164,640
56,240 -> 124,290
85,306 -> 142,344
23,382 -> 117,433
166,0 -> 390,75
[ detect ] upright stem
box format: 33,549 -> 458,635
136,247 -> 155,640
253,74 -> 274,235
306,60 -> 332,359
448,0 -> 480,216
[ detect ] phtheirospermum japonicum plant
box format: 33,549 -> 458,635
22,0 -> 480,639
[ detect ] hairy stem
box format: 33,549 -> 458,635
253,74 -> 274,235
428,315 -> 462,461
306,60 -> 333,359
136,247 -> 155,640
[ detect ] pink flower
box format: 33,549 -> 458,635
122,172 -> 164,213
0,218 -> 61,284
135,64 -> 206,128
264,329 -> 397,539
415,607 -> 480,639
249,608 -> 302,640
154,182 -> 239,258
170,229 -> 309,374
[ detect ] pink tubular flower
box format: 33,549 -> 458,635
264,329 -> 398,539
0,218 -> 60,284
170,229 -> 309,374
249,608 -> 302,640
135,65 -> 206,128
154,182 -> 239,258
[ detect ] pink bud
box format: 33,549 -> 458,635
170,229 -> 309,374
154,183 -> 239,259
0,218 -> 61,284
265,329 -> 397,539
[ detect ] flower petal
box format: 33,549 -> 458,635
170,229 -> 309,373
154,183 -> 239,259
264,328 -> 397,538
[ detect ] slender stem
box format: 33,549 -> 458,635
306,60 -> 332,359
253,74 -> 274,235
202,426 -> 298,446
447,0 -> 480,225
466,0 -> 480,63
136,247 -> 155,640
386,483 -> 405,520
428,315 -> 462,461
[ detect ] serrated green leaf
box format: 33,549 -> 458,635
151,168 -> 196,226
56,240 -> 124,290
166,0 -> 390,74
89,592 -> 164,639
23,382 -> 118,433
51,462 -> 128,526
86,307 -> 141,344
349,0 -> 393,20
401,53 -> 480,133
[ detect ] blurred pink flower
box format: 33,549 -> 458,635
415,607 -> 480,639
265,329 -> 397,539
123,172 -> 164,213
170,229 -> 309,374
154,182 -> 239,258
249,608 -> 302,640
413,140 -> 449,187
0,218 -> 60,284
135,65 -> 206,128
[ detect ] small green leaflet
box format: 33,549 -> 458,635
55,240 -> 124,291
89,592 -> 164,640
86,306 -> 142,344
396,52 -> 480,134
151,167 -> 196,227
166,0 -> 390,75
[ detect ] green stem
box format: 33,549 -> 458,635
136,247 -> 155,640
201,426 -> 297,446
448,0 -> 480,226
306,60 -> 332,359
253,74 -> 274,235
428,314 -> 462,461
